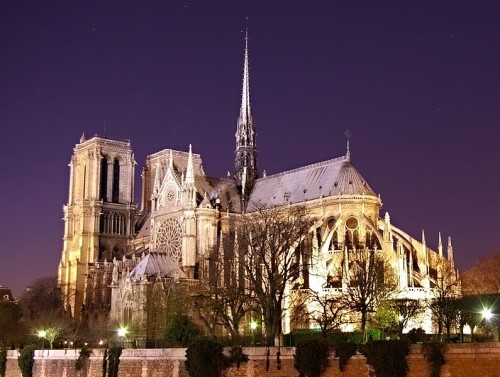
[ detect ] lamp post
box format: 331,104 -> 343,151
37,330 -> 47,352
250,321 -> 257,346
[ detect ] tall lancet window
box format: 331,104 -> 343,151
100,158 -> 108,201
83,165 -> 87,199
112,159 -> 120,203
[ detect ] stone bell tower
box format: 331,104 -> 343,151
58,134 -> 136,319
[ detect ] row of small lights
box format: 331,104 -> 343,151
35,310 -> 495,348
36,327 -> 128,348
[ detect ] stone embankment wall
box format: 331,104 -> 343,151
5,343 -> 500,377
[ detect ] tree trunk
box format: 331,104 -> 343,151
361,310 -> 367,342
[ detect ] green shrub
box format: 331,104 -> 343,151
362,340 -> 409,377
106,347 -> 122,377
0,348 -> 6,377
185,337 -> 230,377
164,314 -> 200,346
294,339 -> 330,377
334,342 -> 357,372
422,342 -> 445,377
407,328 -> 426,343
17,345 -> 36,377
75,346 -> 92,371
346,329 -> 381,344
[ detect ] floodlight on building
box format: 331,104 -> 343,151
118,327 -> 127,337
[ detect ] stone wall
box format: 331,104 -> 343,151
5,343 -> 500,377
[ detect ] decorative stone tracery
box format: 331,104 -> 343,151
155,218 -> 183,262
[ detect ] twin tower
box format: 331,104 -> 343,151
58,31 -> 257,318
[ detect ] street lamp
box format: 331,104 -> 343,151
37,330 -> 47,352
118,326 -> 127,347
482,308 -> 493,341
482,308 -> 492,321
250,321 -> 257,346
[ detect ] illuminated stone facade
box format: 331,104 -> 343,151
58,32 -> 459,337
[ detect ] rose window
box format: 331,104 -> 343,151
156,218 -> 182,261
165,185 -> 176,205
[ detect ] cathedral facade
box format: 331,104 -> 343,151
58,32 -> 459,338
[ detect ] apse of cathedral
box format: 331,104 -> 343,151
58,30 -> 459,336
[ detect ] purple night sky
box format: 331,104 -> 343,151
1,1 -> 499,297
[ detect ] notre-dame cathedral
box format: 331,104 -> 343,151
58,31 -> 459,339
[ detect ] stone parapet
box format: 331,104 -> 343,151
5,343 -> 500,377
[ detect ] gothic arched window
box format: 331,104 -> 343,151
83,165 -> 87,199
100,158 -> 108,201
112,159 -> 120,203
123,305 -> 132,323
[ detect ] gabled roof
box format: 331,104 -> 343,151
129,252 -> 186,279
247,156 -> 376,210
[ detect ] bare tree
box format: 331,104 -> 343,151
239,205 -> 316,346
20,276 -> 65,321
389,299 -> 422,338
428,261 -> 461,341
20,276 -> 73,348
306,289 -> 346,339
30,310 -> 71,349
144,278 -> 169,347
462,252 -> 500,295
195,231 -> 255,342
0,301 -> 23,348
339,249 -> 396,341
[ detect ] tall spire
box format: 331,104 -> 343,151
186,144 -> 194,185
152,163 -> 161,197
447,236 -> 454,265
240,24 -> 252,127
422,230 -> 429,275
438,232 -> 443,258
169,149 -> 174,170
235,20 -> 258,195
344,129 -> 352,161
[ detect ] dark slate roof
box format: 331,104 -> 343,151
195,176 -> 242,213
135,213 -> 151,238
247,155 -> 376,210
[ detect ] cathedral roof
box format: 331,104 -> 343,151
247,155 -> 376,209
195,176 -> 242,213
128,252 -> 186,279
